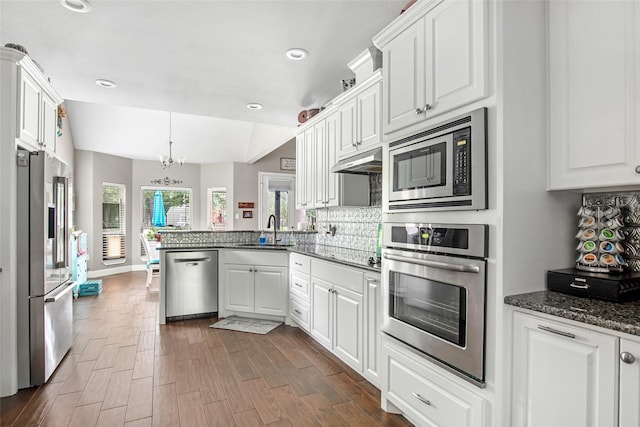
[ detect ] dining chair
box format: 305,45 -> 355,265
140,233 -> 160,287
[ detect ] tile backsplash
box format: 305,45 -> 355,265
315,206 -> 381,253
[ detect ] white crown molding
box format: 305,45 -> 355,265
372,0 -> 444,48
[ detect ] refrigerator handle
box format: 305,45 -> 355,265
48,206 -> 55,239
44,282 -> 75,303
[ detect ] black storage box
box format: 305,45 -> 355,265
547,268 -> 640,302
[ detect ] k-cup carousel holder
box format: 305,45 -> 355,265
576,204 -> 626,273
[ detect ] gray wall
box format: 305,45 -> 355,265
200,162 -> 234,230
232,139 -> 295,230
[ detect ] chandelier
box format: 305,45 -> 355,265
151,176 -> 183,186
159,112 -> 185,169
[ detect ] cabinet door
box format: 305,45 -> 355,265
254,266 -> 287,316
338,97 -> 358,158
381,17 -> 426,135
620,339 -> 640,427
549,0 -> 639,189
357,81 -> 382,151
42,93 -> 57,153
313,120 -> 327,207
19,70 -> 41,146
333,284 -> 364,372
512,311 -> 618,427
295,134 -> 306,209
325,111 -> 340,207
310,278 -> 332,350
224,264 -> 255,313
365,275 -> 381,385
303,127 -> 315,208
425,0 -> 487,118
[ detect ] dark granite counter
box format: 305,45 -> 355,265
504,290 -> 640,336
159,243 -> 381,273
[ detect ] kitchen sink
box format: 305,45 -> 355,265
235,243 -> 294,247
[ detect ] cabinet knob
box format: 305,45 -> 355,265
424,104 -> 432,111
621,352 -> 636,364
635,165 -> 640,174
415,108 -> 424,115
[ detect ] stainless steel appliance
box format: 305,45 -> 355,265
382,222 -> 488,386
166,250 -> 218,320
331,147 -> 382,174
16,149 -> 73,388
384,108 -> 487,212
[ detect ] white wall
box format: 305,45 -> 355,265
246,124 -> 295,163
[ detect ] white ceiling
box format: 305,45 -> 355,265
0,0 -> 406,163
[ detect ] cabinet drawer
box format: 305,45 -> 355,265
290,271 -> 310,301
312,259 -> 363,294
290,294 -> 310,332
384,340 -> 485,427
290,252 -> 311,274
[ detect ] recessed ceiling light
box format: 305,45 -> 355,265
286,48 -> 308,61
246,103 -> 263,110
95,79 -> 117,88
60,0 -> 92,13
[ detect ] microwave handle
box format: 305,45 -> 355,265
383,252 -> 480,273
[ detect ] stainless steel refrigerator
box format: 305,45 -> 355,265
17,149 -> 74,388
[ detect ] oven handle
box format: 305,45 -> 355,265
383,252 -> 481,273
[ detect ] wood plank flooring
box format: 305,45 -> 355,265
1,272 -> 412,427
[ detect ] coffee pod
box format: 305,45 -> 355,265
581,253 -> 598,265
579,216 -> 596,227
575,230 -> 584,239
616,254 -> 626,266
615,229 -> 625,240
616,242 -> 625,253
600,254 -> 616,266
578,240 -> 597,253
601,219 -> 620,229
614,216 -> 625,228
603,206 -> 621,219
600,228 -> 616,240
581,229 -> 596,240
599,241 -> 616,253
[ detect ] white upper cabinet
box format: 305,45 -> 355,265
14,54 -> 62,153
374,0 -> 487,138
336,73 -> 382,159
549,0 -> 640,190
313,118 -> 327,208
324,111 -> 340,207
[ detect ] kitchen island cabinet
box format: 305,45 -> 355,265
220,250 -> 288,318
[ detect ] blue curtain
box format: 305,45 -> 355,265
152,191 -> 166,227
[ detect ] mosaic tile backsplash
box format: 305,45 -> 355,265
161,207 -> 382,255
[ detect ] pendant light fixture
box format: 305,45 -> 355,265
159,112 -> 185,169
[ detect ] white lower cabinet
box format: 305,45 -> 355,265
382,336 -> 486,427
365,273 -> 381,387
620,338 -> 640,427
512,311 -> 618,427
310,275 -> 364,372
221,250 -> 287,317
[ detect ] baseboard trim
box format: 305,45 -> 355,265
88,264 -> 146,278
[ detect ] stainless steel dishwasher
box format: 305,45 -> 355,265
165,250 -> 218,320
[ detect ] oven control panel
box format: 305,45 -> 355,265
453,128 -> 471,196
383,222 -> 488,258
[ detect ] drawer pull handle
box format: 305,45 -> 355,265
295,262 -> 303,266
569,282 -> 590,290
537,325 -> 576,339
295,282 -> 303,288
294,309 -> 302,315
412,392 -> 431,406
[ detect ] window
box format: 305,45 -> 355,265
140,187 -> 192,230
102,183 -> 126,262
259,172 -> 295,231
207,188 -> 227,230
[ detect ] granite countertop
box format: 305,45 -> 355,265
160,243 -> 381,273
504,290 -> 640,336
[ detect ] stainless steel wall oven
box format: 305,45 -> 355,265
382,222 -> 488,387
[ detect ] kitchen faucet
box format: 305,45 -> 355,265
267,215 -> 280,244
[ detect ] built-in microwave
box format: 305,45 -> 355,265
384,108 -> 487,212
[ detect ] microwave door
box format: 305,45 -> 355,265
390,134 -> 454,202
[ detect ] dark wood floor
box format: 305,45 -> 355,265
1,272 -> 412,427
